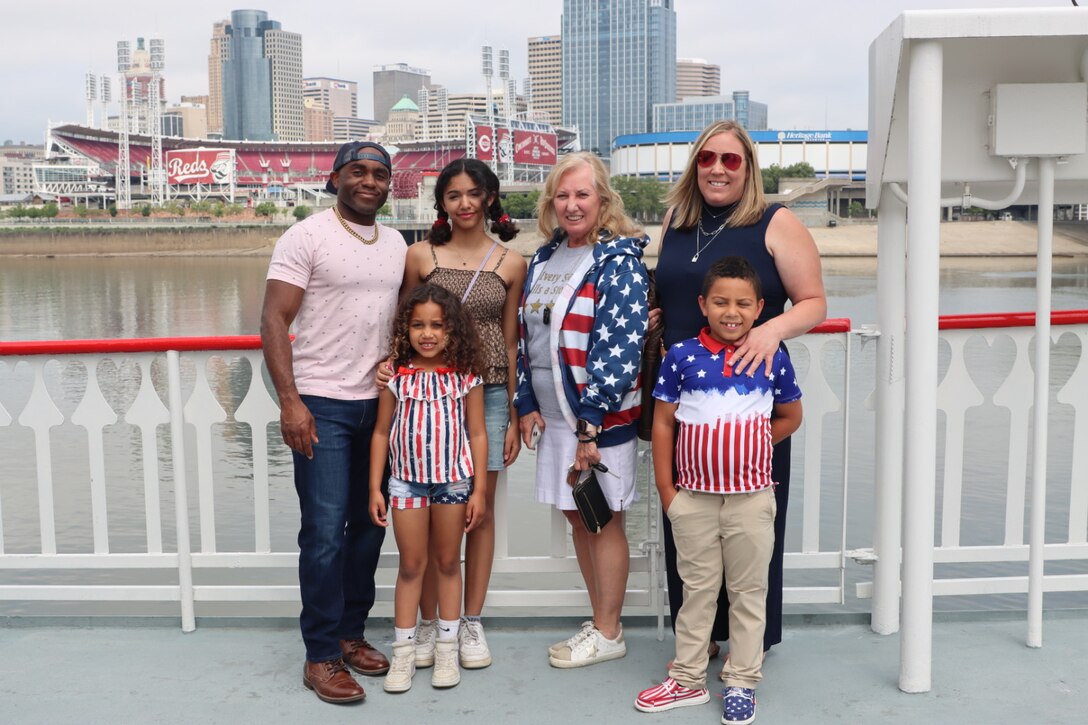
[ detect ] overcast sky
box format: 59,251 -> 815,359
0,0 -> 1072,144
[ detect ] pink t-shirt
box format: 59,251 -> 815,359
266,208 -> 406,400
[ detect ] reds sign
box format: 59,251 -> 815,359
166,149 -> 235,185
475,126 -> 556,166
513,130 -> 557,165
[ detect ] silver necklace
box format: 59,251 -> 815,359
691,219 -> 727,263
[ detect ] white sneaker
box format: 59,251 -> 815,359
459,618 -> 492,669
383,641 -> 416,693
549,625 -> 626,669
415,619 -> 437,668
548,620 -> 595,656
431,639 -> 461,688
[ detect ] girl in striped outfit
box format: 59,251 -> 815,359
369,283 -> 488,693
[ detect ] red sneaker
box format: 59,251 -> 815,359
634,677 -> 711,712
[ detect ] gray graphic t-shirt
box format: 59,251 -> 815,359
526,241 -> 594,419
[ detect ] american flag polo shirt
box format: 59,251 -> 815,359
653,328 -> 801,494
388,367 -> 481,484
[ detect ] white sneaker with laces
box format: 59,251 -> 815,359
548,620 -> 595,656
458,618 -> 492,669
383,641 -> 416,693
431,639 -> 461,688
549,625 -> 626,668
415,619 -> 437,668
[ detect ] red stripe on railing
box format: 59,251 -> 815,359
811,318 -> 852,334
2,311 -> 1086,356
0,336 -> 265,355
939,310 -> 1088,330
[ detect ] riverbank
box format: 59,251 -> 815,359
2,220 -> 1087,258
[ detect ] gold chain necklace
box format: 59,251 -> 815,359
334,206 -> 379,244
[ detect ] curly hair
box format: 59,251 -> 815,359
388,283 -> 483,375
535,152 -> 642,244
426,158 -> 520,244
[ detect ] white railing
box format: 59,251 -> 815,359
0,323 -> 852,630
4,315 -> 1084,630
857,311 -> 1088,600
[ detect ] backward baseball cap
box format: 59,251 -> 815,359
325,141 -> 393,194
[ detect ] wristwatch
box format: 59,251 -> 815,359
576,419 -> 599,442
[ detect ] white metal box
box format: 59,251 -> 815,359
989,83 -> 1087,157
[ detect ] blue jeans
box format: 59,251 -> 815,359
294,395 -> 387,662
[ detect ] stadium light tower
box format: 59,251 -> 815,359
116,41 -> 132,210
85,73 -> 97,127
481,45 -> 496,173
498,49 -> 514,183
148,37 -> 165,206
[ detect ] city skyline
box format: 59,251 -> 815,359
0,0 -> 1070,144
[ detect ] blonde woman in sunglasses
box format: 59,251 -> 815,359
646,120 -> 826,682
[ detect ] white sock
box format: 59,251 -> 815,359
394,626 -> 417,643
437,618 -> 460,641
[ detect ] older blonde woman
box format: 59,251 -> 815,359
514,152 -> 650,668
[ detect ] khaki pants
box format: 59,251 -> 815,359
667,487 -> 776,690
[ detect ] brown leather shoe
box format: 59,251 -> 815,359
303,659 -> 366,704
340,638 -> 390,676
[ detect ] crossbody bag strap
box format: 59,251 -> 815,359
461,241 -> 500,303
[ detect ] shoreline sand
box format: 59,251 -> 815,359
1,220 -> 1086,259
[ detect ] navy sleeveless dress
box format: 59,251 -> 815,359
654,202 -> 791,652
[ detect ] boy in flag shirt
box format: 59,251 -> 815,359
635,256 -> 802,725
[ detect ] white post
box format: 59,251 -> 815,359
167,350 -> 196,633
871,189 -> 906,635
900,39 -> 942,694
1027,156 -> 1055,648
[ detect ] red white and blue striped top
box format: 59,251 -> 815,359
388,367 -> 481,484
653,329 -> 801,494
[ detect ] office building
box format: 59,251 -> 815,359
303,77 -> 358,119
384,95 -> 419,142
373,63 -> 431,123
220,9 -> 303,142
415,88 -> 524,142
0,145 -> 43,196
164,102 -> 209,138
528,35 -> 562,126
561,0 -> 676,157
676,58 -> 720,99
652,91 -> 768,133
207,21 -> 230,136
303,98 -> 335,141
333,117 -> 378,142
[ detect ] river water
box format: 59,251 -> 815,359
2,251 -> 1088,614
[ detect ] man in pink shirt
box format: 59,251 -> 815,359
261,141 -> 406,704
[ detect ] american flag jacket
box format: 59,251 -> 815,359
514,228 -> 650,447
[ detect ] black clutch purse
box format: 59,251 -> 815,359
572,470 -> 614,534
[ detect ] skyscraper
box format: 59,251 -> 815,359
207,21 -> 230,137
303,77 -> 358,119
676,58 -> 721,100
219,9 -> 302,142
372,63 -> 431,124
562,0 -> 676,157
528,35 -> 562,126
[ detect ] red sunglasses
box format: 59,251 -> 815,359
696,150 -> 743,171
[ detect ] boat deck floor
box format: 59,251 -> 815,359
2,612 -> 1085,724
